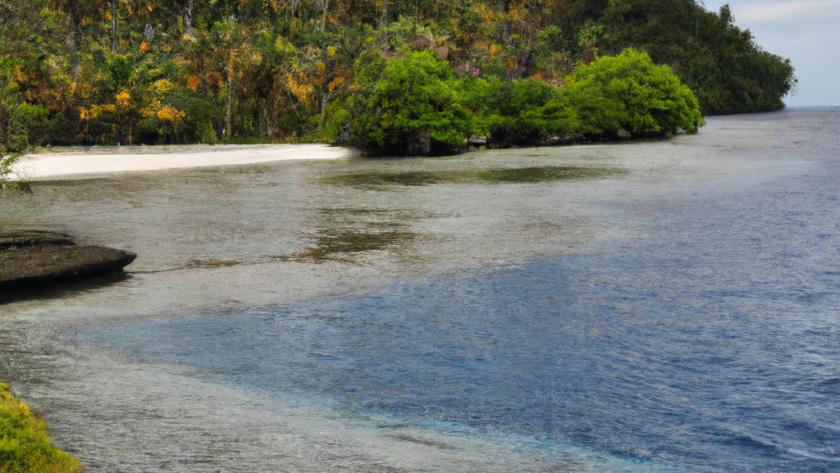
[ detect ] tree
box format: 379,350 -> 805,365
205,19 -> 253,140
462,77 -> 561,144
349,50 -> 473,155
561,48 -> 704,135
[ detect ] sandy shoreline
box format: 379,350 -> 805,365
12,143 -> 359,179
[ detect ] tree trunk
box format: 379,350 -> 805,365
0,103 -> 7,148
183,0 -> 193,37
380,0 -> 387,26
291,0 -> 300,23
111,1 -> 118,52
319,92 -> 332,131
320,0 -> 329,32
67,24 -> 76,49
225,51 -> 236,140
225,79 -> 233,140
61,1 -> 80,77
63,1 -> 76,49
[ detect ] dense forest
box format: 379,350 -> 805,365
0,0 -> 796,156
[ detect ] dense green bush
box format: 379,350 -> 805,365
462,78 -> 563,144
349,51 -> 473,155
561,49 -> 705,135
455,49 -> 703,147
337,48 -> 702,154
1,80 -> 51,154
0,147 -> 16,190
0,383 -> 81,473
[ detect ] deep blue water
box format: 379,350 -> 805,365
79,152 -> 840,472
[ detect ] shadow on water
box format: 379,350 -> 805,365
296,228 -> 418,262
322,170 -> 478,186
285,207 -> 426,263
476,166 -> 622,183
0,272 -> 132,305
323,166 -> 624,187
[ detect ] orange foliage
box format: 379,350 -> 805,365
187,75 -> 202,91
206,72 -> 224,86
283,72 -> 314,105
328,76 -> 344,92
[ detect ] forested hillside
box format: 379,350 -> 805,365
0,0 -> 795,153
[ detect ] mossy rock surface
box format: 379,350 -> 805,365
0,230 -> 136,289
0,230 -> 76,250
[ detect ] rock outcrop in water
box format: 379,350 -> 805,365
0,230 -> 136,290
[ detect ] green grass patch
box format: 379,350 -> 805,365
324,166 -> 621,187
0,383 -> 81,473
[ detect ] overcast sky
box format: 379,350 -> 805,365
701,0 -> 840,106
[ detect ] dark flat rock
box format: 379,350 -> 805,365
0,229 -> 76,250
0,230 -> 136,290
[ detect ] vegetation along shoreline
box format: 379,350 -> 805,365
1,0 -> 795,162
0,383 -> 81,472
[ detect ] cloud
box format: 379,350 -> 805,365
701,0 -> 840,105
729,0 -> 840,25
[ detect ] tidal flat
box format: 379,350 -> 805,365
1,109 -> 839,472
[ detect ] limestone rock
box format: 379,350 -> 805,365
407,129 -> 431,156
466,135 -> 488,147
0,230 -> 136,290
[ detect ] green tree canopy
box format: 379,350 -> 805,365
561,48 -> 705,135
350,50 -> 473,155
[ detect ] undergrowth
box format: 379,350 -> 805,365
0,151 -> 29,193
0,383 -> 81,473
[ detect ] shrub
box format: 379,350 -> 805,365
0,383 -> 81,473
350,50 -> 473,155
463,78 -> 562,144
0,147 -> 17,190
2,102 -> 51,153
561,49 -> 705,135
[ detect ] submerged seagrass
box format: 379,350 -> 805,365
298,229 -> 418,261
475,166 -> 622,182
323,166 -> 622,187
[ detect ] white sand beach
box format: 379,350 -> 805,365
12,144 -> 359,179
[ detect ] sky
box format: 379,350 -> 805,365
702,0 -> 840,106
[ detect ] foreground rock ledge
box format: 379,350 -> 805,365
0,230 -> 136,290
